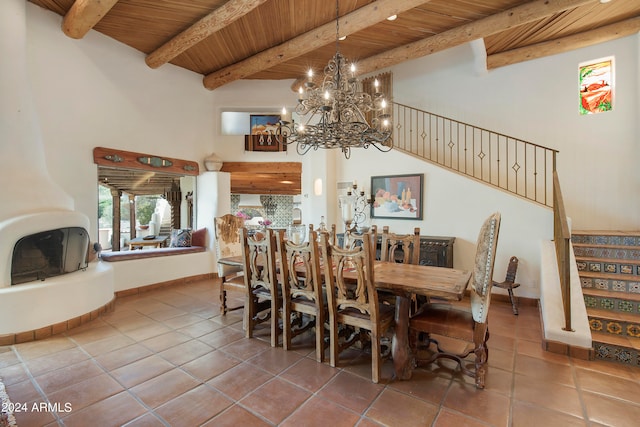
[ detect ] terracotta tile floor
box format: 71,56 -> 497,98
1,278 -> 640,426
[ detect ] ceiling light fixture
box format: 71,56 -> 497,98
276,0 -> 392,159
387,15 -> 397,21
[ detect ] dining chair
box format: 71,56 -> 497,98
380,226 -> 421,264
240,227 -> 281,347
379,226 -> 421,308
214,214 -> 245,315
319,231 -> 394,383
409,212 -> 501,389
276,229 -> 326,362
345,224 -> 378,252
309,223 -> 337,245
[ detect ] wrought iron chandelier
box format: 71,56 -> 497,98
276,0 -> 393,159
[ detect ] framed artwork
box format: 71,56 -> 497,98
371,173 -> 423,220
579,57 -> 613,115
250,114 -> 281,135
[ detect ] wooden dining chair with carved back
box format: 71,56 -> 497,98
380,226 -> 421,265
240,227 -> 281,347
308,223 -> 337,245
319,230 -> 394,383
409,212 -> 501,389
276,229 -> 327,362
345,224 -> 378,253
214,214 -> 245,315
379,226 -> 421,308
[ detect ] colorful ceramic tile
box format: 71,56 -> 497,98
605,263 -> 617,273
620,264 -> 633,274
589,263 -> 601,272
601,299 -> 615,310
612,281 -> 626,291
618,300 -> 634,313
606,322 -> 622,335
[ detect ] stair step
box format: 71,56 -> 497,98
575,257 -> 640,276
587,309 -> 640,339
587,308 -> 640,323
592,331 -> 640,366
592,330 -> 640,348
582,287 -> 640,303
579,273 -> 640,294
572,232 -> 640,247
573,243 -> 640,261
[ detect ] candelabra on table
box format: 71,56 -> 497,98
338,182 -> 371,233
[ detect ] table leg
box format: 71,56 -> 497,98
392,295 -> 413,380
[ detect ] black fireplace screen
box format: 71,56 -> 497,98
11,227 -> 89,285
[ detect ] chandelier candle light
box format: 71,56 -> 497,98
277,0 -> 392,159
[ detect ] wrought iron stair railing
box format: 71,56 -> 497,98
391,102 -> 558,208
391,102 -> 576,331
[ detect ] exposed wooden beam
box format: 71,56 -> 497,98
203,0 -> 431,90
62,0 -> 119,39
487,17 -> 640,69
146,0 -> 269,69
291,0 -> 598,91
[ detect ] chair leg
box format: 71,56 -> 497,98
244,294 -> 254,339
315,312 -> 325,363
270,298 -> 279,348
507,287 -> 518,315
282,303 -> 292,351
220,288 -> 228,315
329,317 -> 339,368
371,328 -> 381,384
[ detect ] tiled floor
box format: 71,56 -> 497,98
2,278 -> 640,427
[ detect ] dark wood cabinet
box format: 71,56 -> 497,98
338,234 -> 455,268
417,236 -> 455,268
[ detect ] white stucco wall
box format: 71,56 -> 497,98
18,3 -> 639,301
25,3 -> 217,241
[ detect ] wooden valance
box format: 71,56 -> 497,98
93,147 -> 199,175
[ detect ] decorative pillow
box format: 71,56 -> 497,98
191,228 -> 206,247
169,229 -> 192,247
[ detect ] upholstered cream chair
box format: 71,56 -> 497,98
214,214 -> 245,315
409,212 -> 501,389
319,231 -> 394,383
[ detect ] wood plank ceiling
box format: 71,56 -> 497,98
29,0 -> 639,196
28,0 -> 640,91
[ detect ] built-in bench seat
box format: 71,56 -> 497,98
100,245 -> 206,262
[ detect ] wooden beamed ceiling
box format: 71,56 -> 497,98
29,0 -> 640,91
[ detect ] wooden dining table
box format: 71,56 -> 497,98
217,255 -> 471,380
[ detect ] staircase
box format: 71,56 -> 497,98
572,231 -> 640,366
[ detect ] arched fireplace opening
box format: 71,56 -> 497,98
11,227 -> 89,285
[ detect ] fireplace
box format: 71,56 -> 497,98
0,0 -> 113,339
11,227 -> 89,285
